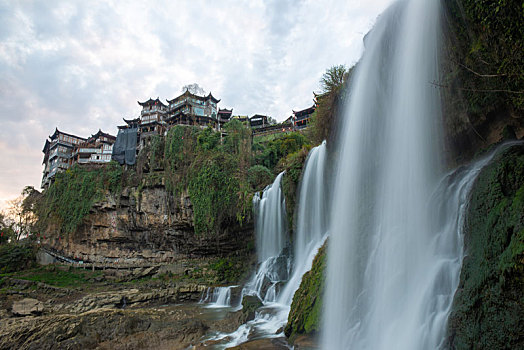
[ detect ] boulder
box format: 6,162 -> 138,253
12,298 -> 44,316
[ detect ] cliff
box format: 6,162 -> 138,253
42,184 -> 254,264
284,242 -> 326,343
441,0 -> 523,165
448,144 -> 524,349
36,124 -> 258,264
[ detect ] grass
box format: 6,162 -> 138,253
1,265 -> 103,288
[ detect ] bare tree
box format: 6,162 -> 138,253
182,83 -> 206,96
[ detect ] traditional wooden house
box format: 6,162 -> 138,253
217,108 -> 233,129
165,90 -> 220,129
249,114 -> 269,129
292,105 -> 316,130
41,128 -> 86,188
73,130 -> 116,165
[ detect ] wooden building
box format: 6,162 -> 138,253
249,114 -> 269,129
41,128 -> 86,188
165,90 -> 220,129
217,108 -> 233,129
73,130 -> 116,165
292,105 -> 316,130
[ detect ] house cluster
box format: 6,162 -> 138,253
41,89 -> 316,188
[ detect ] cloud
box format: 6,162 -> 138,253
0,0 -> 394,205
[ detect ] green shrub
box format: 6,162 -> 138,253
0,243 -> 36,273
36,162 -> 122,234
247,165 -> 273,191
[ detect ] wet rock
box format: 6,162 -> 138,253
240,295 -> 263,323
227,337 -> 290,349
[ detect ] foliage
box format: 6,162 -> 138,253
285,241 -> 327,342
188,153 -> 243,235
253,132 -> 309,171
163,124 -> 253,236
5,186 -> 41,241
0,224 -> 16,245
36,162 -> 123,234
280,146 -> 312,233
247,165 -> 273,191
446,0 -> 524,114
164,125 -> 200,193
0,243 -> 36,273
448,145 -> 524,349
149,135 -> 165,170
310,65 -> 352,145
209,255 -> 253,283
2,265 -> 102,288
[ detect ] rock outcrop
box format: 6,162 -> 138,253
285,242 -> 326,344
42,185 -> 253,264
11,298 -> 44,316
448,144 -> 524,349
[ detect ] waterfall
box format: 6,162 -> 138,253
253,171 -> 288,263
322,0 -> 452,348
244,171 -> 290,302
212,143 -> 329,347
278,141 -> 328,306
199,286 -> 234,308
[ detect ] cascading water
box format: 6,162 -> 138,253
253,172 -> 288,264
211,143 -> 329,348
278,141 -> 329,306
322,0 -> 453,348
199,286 -> 234,308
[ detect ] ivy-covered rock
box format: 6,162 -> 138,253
448,144 -> 524,349
284,241 -> 326,343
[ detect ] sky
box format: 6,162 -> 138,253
0,0 -> 394,209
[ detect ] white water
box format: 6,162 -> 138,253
322,0 -> 452,348
253,172 -> 288,263
212,143 -> 329,348
279,141 -> 329,306
199,286 -> 234,308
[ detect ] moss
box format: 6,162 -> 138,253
2,265 -> 103,288
36,163 -> 123,234
284,241 -> 326,343
448,144 -> 524,349
281,146 -> 312,234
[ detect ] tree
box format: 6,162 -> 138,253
320,65 -> 348,94
182,83 -> 206,96
267,117 -> 277,125
0,211 -> 16,244
311,65 -> 352,144
5,186 -> 41,241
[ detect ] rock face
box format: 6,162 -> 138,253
0,308 -> 209,350
440,0 -> 524,166
448,144 -> 524,349
42,185 -> 253,264
11,298 -> 44,316
285,242 -> 326,343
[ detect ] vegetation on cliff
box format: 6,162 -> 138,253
35,162 -> 123,234
448,144 -> 524,349
445,0 -> 523,113
309,64 -> 352,145
442,0 -> 523,162
285,241 -> 326,342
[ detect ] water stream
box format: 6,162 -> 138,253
208,143 -> 328,348
322,0 -> 468,348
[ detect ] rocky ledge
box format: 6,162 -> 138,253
41,186 -> 254,264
